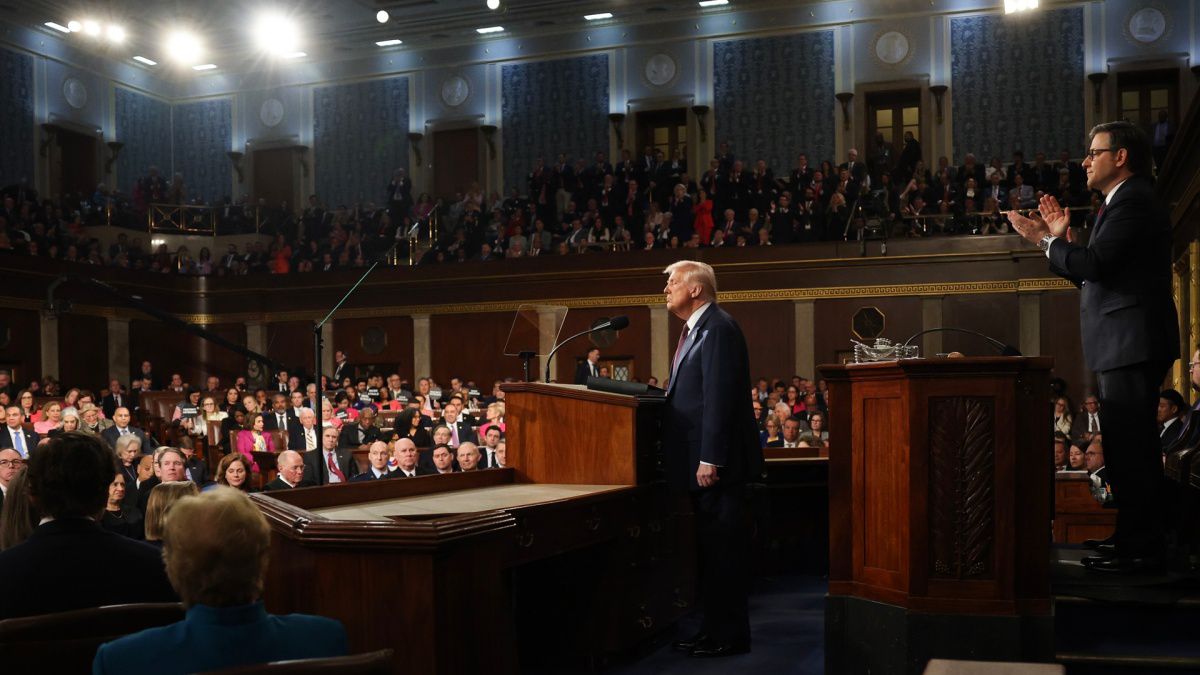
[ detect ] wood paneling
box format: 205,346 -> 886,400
57,314 -> 107,391
253,148 -> 296,208
266,321 -> 314,377
941,294 -> 1020,357
433,128 -> 479,201
725,301 -> 795,382
332,316 -> 414,383
0,309 -> 42,388
814,297 -> 924,376
129,320 -> 248,388
429,311 -> 521,386
552,306 -> 650,383
1040,290 -> 1090,401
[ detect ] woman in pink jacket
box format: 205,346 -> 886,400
235,413 -> 270,472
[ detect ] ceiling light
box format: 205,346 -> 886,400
44,22 -> 70,33
133,55 -> 158,66
252,11 -> 301,56
476,26 -> 504,34
107,25 -> 126,42
375,38 -> 402,47
67,20 -> 81,32
486,0 -> 500,9
698,0 -> 728,6
165,30 -> 204,64
83,20 -> 101,36
284,51 -> 306,58
1004,0 -> 1039,13
584,13 -> 613,21
376,10 -> 389,23
192,63 -> 217,71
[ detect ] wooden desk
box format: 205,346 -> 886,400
1052,471 -> 1115,544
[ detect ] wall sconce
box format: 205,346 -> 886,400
928,86 -> 948,125
226,151 -> 245,183
294,146 -> 309,178
835,92 -> 854,131
39,124 -> 57,158
1087,72 -> 1108,114
608,113 -> 627,148
407,132 -> 425,165
691,105 -> 710,142
480,125 -> 498,159
104,141 -> 124,175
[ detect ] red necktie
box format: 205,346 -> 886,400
1093,203 -> 1106,229
326,451 -> 346,482
672,325 -> 691,377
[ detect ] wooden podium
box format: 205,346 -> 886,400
819,357 -> 1054,674
251,383 -> 691,675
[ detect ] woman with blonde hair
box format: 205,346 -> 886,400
143,481 -> 200,546
33,401 -> 64,435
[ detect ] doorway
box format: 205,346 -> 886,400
433,128 -> 480,201
635,108 -> 687,162
253,147 -> 296,210
864,90 -> 922,180
1117,68 -> 1178,134
47,127 -> 98,203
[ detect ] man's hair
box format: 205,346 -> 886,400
153,446 -> 187,465
26,432 -> 116,518
663,260 -> 718,298
162,487 -> 271,607
1160,388 -> 1186,413
1090,120 -> 1154,177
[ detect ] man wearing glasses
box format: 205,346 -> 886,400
0,448 -> 24,511
1009,121 -> 1178,574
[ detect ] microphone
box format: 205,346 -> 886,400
902,327 -> 1022,357
543,315 -> 630,383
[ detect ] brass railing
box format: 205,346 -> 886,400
147,203 -> 265,235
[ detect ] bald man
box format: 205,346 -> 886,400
350,441 -> 393,481
456,442 -> 481,472
264,451 -> 309,491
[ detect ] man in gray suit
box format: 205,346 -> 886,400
1010,120 -> 1178,573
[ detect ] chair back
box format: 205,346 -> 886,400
201,649 -> 394,674
0,602 -> 184,673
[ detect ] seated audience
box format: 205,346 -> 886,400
92,488 -> 348,674
78,403 -> 112,436
1158,389 -> 1186,452
1053,432 -> 1069,471
456,442 -> 482,472
495,441 -> 507,468
1,406 -> 39,457
799,412 -> 829,447
1085,435 -> 1111,505
431,444 -> 456,474
479,426 -> 503,469
101,472 -> 144,540
137,446 -> 190,512
52,410 -> 81,437
1070,394 -> 1101,441
0,449 -> 25,522
32,401 -> 63,435
264,450 -> 310,490
100,407 -> 154,450
392,438 -> 433,478
304,427 -> 359,486
143,480 -> 201,547
1067,441 -> 1087,470
214,453 -> 254,493
236,413 -> 272,471
760,414 -> 781,447
113,434 -> 142,491
0,470 -> 38,550
349,441 -> 393,481
0,432 -> 176,619
395,407 -> 432,447
288,408 -> 320,452
767,417 -> 805,448
339,407 -> 387,449
1053,396 -> 1073,438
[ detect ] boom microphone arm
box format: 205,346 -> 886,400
902,327 -> 1022,357
543,315 -> 629,383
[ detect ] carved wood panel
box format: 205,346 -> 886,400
928,396 -> 995,579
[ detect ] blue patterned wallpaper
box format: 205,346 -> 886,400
114,87 -> 172,196
0,47 -> 34,189
950,8 -> 1084,163
713,32 -> 835,170
313,76 -> 409,207
172,98 -> 232,204
502,54 -> 609,195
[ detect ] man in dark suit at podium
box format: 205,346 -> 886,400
1009,121 -> 1178,574
574,347 -> 601,384
661,260 -> 762,657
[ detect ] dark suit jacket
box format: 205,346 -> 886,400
262,410 -> 298,433
349,468 -> 393,482
303,447 -> 360,486
662,304 -> 763,491
0,425 -> 39,455
186,456 -> 210,485
574,360 -> 599,385
93,602 -> 347,675
100,425 -> 152,451
263,476 -> 309,491
1160,418 -> 1185,452
0,518 -> 176,619
1047,175 -> 1179,372
101,392 -> 135,419
288,425 -> 319,453
338,423 -> 388,448
331,360 -> 352,383
444,419 -> 477,446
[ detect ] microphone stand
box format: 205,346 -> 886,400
313,238 -> 403,408
542,318 -> 623,383
901,327 -> 1021,356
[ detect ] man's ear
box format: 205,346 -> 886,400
1114,148 -> 1129,168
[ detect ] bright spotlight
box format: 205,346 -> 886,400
487,0 -> 500,9
67,20 -> 81,32
107,25 -> 126,42
376,10 -> 389,23
1004,0 -> 1039,13
44,22 -> 71,33
252,11 -> 301,56
164,30 -> 203,64
83,20 -> 100,36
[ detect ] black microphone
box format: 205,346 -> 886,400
543,315 -> 629,383
902,327 -> 1022,357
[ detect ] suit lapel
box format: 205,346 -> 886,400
667,305 -> 719,395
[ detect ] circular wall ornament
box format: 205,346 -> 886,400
361,326 -> 388,355
62,77 -> 87,110
852,306 -> 886,342
873,30 -> 912,67
644,53 -> 678,87
440,75 -> 470,108
1126,6 -> 1167,44
260,98 -> 285,128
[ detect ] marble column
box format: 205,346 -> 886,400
793,300 -> 815,379
106,317 -> 130,382
1018,293 -> 1042,357
649,304 -> 670,384
321,321 -> 335,376
537,306 -> 567,382
921,296 -> 944,356
39,311 -> 59,379
412,314 -> 431,380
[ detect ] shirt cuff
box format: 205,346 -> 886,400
699,461 -> 722,468
1043,235 -> 1058,258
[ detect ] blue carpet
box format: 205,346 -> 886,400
602,575 -> 826,675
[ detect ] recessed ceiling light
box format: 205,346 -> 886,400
133,55 -> 157,66
698,0 -> 729,6
82,20 -> 100,36
107,25 -> 125,42
375,38 -> 402,47
584,13 -> 613,21
486,0 -> 500,9
44,21 -> 70,33
1004,0 -> 1039,13
164,30 -> 203,64
376,10 -> 389,23
476,26 -> 504,34
67,20 -> 81,32
191,63 -> 217,71
284,51 -> 306,58
252,11 -> 301,56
